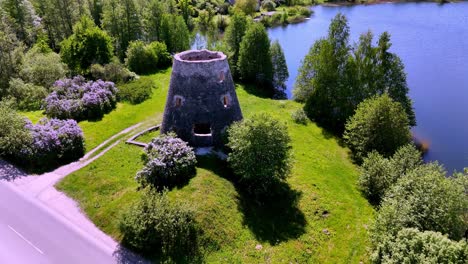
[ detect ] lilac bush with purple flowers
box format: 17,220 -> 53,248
136,133 -> 196,190
44,76 -> 118,120
18,118 -> 85,171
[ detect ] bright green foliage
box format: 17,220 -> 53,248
234,0 -> 257,16
102,0 -> 141,59
227,113 -> 292,196
90,58 -> 136,83
0,101 -> 31,156
119,189 -> 198,260
291,108 -> 308,124
160,14 -> 190,53
60,16 -> 113,74
270,40 -> 289,94
296,14 -> 415,133
344,94 -> 411,163
7,78 -> 48,110
224,11 -> 249,77
372,163 -> 468,242
125,41 -> 158,74
178,0 -> 193,26
125,40 -> 171,74
0,16 -> 24,98
20,48 -> 67,88
371,228 -> 468,264
238,23 -> 273,86
118,76 -> 155,104
359,144 -> 422,205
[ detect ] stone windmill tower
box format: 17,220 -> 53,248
161,50 -> 243,147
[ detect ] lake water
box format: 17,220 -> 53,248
267,2 -> 468,173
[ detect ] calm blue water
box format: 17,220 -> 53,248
268,3 -> 468,172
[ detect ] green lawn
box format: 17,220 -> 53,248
56,70 -> 374,263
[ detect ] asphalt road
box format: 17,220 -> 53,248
0,182 -> 116,264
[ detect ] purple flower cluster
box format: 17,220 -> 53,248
19,118 -> 85,171
136,133 -> 196,189
44,76 -> 118,120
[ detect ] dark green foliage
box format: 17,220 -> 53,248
224,11 -> 249,77
227,113 -> 292,196
291,108 -> 308,125
296,14 -> 415,133
344,94 -> 411,163
372,163 -> 468,242
102,0 -> 141,59
7,78 -> 48,111
148,41 -> 172,67
271,40 -> 289,96
1,0 -> 38,45
60,16 -> 113,74
0,101 -> 31,156
0,16 -> 24,98
118,77 -> 155,104
371,228 -> 468,264
238,23 -> 273,87
119,189 -> 199,261
359,144 -> 422,205
160,14 -> 190,53
142,0 -> 165,42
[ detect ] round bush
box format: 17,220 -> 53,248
344,94 -> 411,163
227,113 -> 292,196
372,163 -> 468,242
7,78 -> 48,111
19,118 -> 85,171
0,101 -> 32,156
371,228 -> 468,264
261,0 -> 276,11
119,189 -> 198,259
44,76 -> 118,120
136,133 -> 196,190
359,144 -> 422,205
291,108 -> 308,125
118,76 -> 154,104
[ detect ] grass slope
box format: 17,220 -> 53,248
56,70 -> 374,263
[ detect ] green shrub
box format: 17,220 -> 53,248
262,0 -> 276,11
136,133 -> 197,190
0,101 -> 31,156
20,48 -> 67,88
359,144 -> 422,205
371,228 -> 468,264
7,78 -> 48,111
125,40 -> 158,75
118,77 -> 154,104
344,94 -> 411,163
119,189 -> 198,260
90,58 -> 137,83
125,41 -> 171,75
60,16 -> 113,74
372,163 -> 468,242
227,113 -> 292,196
291,108 -> 308,124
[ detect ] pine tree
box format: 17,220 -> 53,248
224,10 -> 248,77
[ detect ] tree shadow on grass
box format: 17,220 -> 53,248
196,155 -> 307,245
239,82 -> 274,99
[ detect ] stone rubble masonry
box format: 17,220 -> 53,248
161,49 -> 243,147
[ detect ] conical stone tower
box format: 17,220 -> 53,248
161,49 -> 243,147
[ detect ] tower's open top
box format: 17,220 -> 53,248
176,49 -> 226,62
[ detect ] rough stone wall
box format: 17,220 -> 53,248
161,50 -> 243,147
